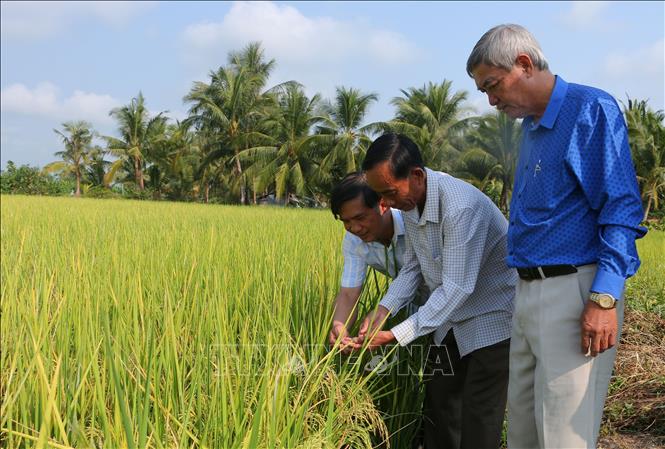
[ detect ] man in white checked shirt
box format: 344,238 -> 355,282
353,133 -> 517,449
328,172 -> 427,351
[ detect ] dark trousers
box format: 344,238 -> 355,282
423,330 -> 510,449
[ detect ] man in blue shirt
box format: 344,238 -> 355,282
467,24 -> 646,448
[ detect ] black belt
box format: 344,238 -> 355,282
517,264 -> 578,281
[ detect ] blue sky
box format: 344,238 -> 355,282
1,1 -> 663,167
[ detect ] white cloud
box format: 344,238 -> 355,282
181,1 -> 423,96
561,1 -> 609,28
1,1 -> 156,40
599,39 -> 665,109
605,39 -> 664,78
1,82 -> 120,124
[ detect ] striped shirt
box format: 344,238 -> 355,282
380,169 -> 517,356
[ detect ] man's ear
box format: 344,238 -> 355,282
516,53 -> 534,76
379,198 -> 389,214
411,167 -> 426,186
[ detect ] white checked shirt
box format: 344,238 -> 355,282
380,168 -> 517,356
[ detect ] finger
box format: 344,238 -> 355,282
608,332 -> 616,349
340,336 -> 354,347
581,333 -> 591,356
358,319 -> 369,337
598,332 -> 610,354
345,339 -> 363,352
591,333 -> 602,357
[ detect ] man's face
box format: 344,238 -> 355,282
472,62 -> 531,119
364,161 -> 423,211
338,195 -> 384,242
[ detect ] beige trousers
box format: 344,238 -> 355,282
507,265 -> 624,449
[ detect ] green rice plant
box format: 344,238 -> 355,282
0,195 -> 390,448
2,195 -> 661,448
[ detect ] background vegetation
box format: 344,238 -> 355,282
2,43 -> 663,223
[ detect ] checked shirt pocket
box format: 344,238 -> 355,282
426,255 -> 443,286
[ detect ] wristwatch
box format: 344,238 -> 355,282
589,293 -> 617,309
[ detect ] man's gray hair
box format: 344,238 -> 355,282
466,24 -> 549,77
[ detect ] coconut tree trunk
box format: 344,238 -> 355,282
235,155 -> 246,204
134,156 -> 145,190
75,169 -> 81,197
643,195 -> 652,222
500,177 -> 509,213
205,183 -> 210,204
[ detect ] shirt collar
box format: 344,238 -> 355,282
365,208 -> 404,251
404,167 -> 440,226
527,75 -> 568,131
390,208 -> 406,240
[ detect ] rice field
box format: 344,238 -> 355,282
1,195 -> 662,448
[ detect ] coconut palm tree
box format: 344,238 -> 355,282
228,41 -> 276,80
106,92 -> 168,190
184,43 -> 277,204
623,98 -> 665,220
453,147 -> 498,189
147,121 -> 200,200
387,80 -> 470,171
464,112 -> 522,212
238,82 -> 325,205
44,121 -> 95,196
316,87 -> 379,176
85,146 -> 111,188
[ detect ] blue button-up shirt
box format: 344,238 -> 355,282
508,76 -> 647,299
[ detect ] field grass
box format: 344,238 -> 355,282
1,195 -> 663,448
625,229 -> 665,316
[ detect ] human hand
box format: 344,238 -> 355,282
580,300 -> 618,357
354,306 -> 391,348
361,330 -> 396,350
329,321 -> 355,353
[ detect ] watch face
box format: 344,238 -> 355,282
600,296 -> 614,308
595,294 -> 615,308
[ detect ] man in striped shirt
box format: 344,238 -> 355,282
354,133 -> 517,449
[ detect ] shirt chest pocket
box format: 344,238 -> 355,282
412,229 -> 443,258
519,139 -> 572,211
423,255 -> 443,287
521,160 -> 564,218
